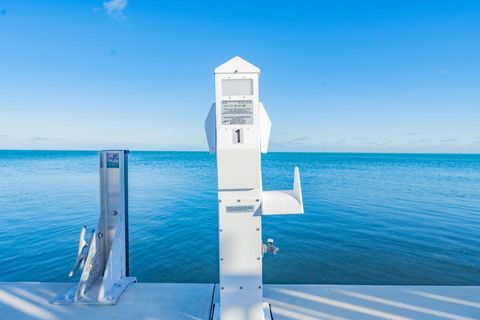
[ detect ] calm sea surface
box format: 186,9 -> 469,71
0,151 -> 479,285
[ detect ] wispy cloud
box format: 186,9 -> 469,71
27,136 -> 62,142
103,0 -> 127,15
439,138 -> 457,143
265,133 -> 480,153
270,136 -> 311,149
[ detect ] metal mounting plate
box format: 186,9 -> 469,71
211,302 -> 273,320
50,276 -> 136,305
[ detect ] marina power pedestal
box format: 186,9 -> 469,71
205,57 -> 304,320
51,150 -> 136,305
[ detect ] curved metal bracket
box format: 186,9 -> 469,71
68,226 -> 93,278
262,167 -> 304,215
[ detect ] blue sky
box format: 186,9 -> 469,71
0,1 -> 479,152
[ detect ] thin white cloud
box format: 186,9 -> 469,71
103,0 -> 127,14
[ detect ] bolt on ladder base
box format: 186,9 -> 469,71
50,276 -> 136,305
211,302 -> 273,320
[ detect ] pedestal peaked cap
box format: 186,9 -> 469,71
214,56 -> 260,74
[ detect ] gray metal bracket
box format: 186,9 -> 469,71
51,150 -> 136,305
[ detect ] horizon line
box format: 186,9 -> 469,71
1,149 -> 479,155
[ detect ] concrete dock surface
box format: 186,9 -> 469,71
0,282 -> 479,320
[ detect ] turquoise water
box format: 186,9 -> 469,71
0,151 -> 479,285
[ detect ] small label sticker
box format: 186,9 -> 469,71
106,153 -> 120,168
226,205 -> 255,213
221,100 -> 253,125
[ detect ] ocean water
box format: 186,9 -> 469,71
0,151 -> 479,285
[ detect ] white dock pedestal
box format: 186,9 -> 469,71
205,56 -> 304,320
